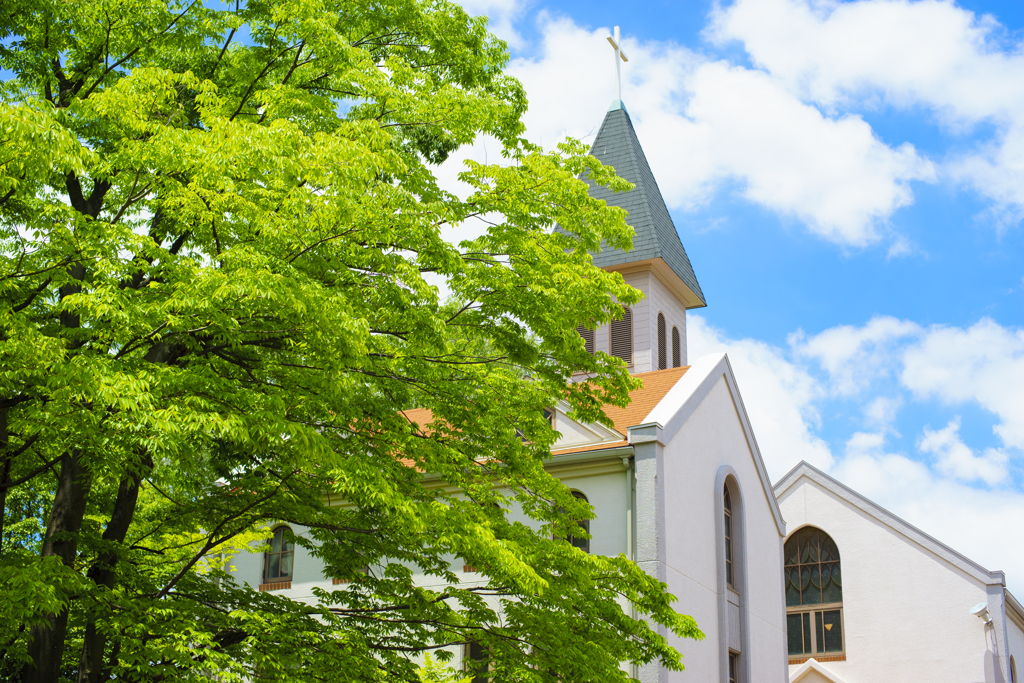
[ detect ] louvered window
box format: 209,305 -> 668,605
577,324 -> 594,355
672,326 -> 681,368
609,307 -> 632,365
657,313 -> 667,370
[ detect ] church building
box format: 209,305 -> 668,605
776,461 -> 1024,683
228,97 -> 791,682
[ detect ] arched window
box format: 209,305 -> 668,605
785,527 -> 844,660
265,526 -> 294,583
718,473 -> 748,683
672,326 -> 681,368
724,487 -> 735,589
555,491 -> 591,554
1012,656 -> 1017,683
577,323 -> 594,355
657,312 -> 667,370
610,307 -> 632,365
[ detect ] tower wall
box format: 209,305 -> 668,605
622,269 -> 688,373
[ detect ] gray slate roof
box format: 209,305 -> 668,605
585,101 -> 705,307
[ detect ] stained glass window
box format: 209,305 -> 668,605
784,527 -> 844,658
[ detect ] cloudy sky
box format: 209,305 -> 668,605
442,0 -> 1024,594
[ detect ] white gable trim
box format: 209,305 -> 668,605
633,352 -> 786,536
789,658 -> 848,683
549,400 -> 625,452
774,461 -> 1006,587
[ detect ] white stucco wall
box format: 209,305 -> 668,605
658,375 -> 787,682
619,269 -> 688,373
586,268 -> 689,373
778,477 -> 999,683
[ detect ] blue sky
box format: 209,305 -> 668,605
441,0 -> 1024,591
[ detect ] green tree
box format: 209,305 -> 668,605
0,1 -> 702,681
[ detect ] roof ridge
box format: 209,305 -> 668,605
775,461 -> 1006,586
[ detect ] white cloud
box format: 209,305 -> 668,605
502,16 -> 935,246
710,0 -> 1024,221
834,431 -> 1024,596
793,315 -> 920,395
902,318 -> 1024,451
863,395 -> 902,433
685,314 -> 1024,592
918,416 -> 1009,484
688,314 -> 834,478
458,0 -> 530,48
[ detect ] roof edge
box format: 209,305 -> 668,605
641,352 -> 786,536
790,659 -> 848,683
775,461 -> 1006,587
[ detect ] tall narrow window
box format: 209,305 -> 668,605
672,326 -> 681,368
1012,656 -> 1017,683
465,641 -> 489,683
728,652 -> 738,683
576,323 -> 594,354
567,491 -> 590,553
724,488 -> 734,589
265,526 -> 294,583
555,491 -> 591,554
610,307 -> 632,365
785,527 -> 844,661
657,313 -> 667,370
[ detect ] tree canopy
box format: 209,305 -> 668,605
0,1 -> 701,681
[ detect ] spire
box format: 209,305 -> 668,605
585,103 -> 706,308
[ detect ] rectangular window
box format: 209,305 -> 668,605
728,652 -> 738,683
787,608 -> 843,656
466,641 -> 488,683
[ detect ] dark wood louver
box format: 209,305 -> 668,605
657,313 -> 667,370
577,324 -> 595,354
672,326 -> 681,368
609,307 -> 632,365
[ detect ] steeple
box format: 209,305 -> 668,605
586,101 -> 705,309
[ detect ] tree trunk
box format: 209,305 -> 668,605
26,452 -> 93,683
0,405 -> 10,555
77,460 -> 148,683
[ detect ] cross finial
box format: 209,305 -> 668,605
606,26 -> 628,102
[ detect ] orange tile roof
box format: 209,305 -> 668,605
402,367 -> 691,457
600,366 -> 690,437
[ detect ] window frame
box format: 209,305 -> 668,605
464,641 -> 491,683
566,490 -> 590,554
576,323 -> 595,355
728,651 -> 738,683
264,525 -> 295,583
610,306 -> 633,365
784,526 -> 845,661
724,487 -> 735,590
657,312 -> 667,370
671,326 -> 681,368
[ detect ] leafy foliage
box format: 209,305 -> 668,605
0,1 -> 701,681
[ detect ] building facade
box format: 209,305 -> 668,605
776,462 -> 1024,683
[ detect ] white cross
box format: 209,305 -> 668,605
606,26 -> 629,101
